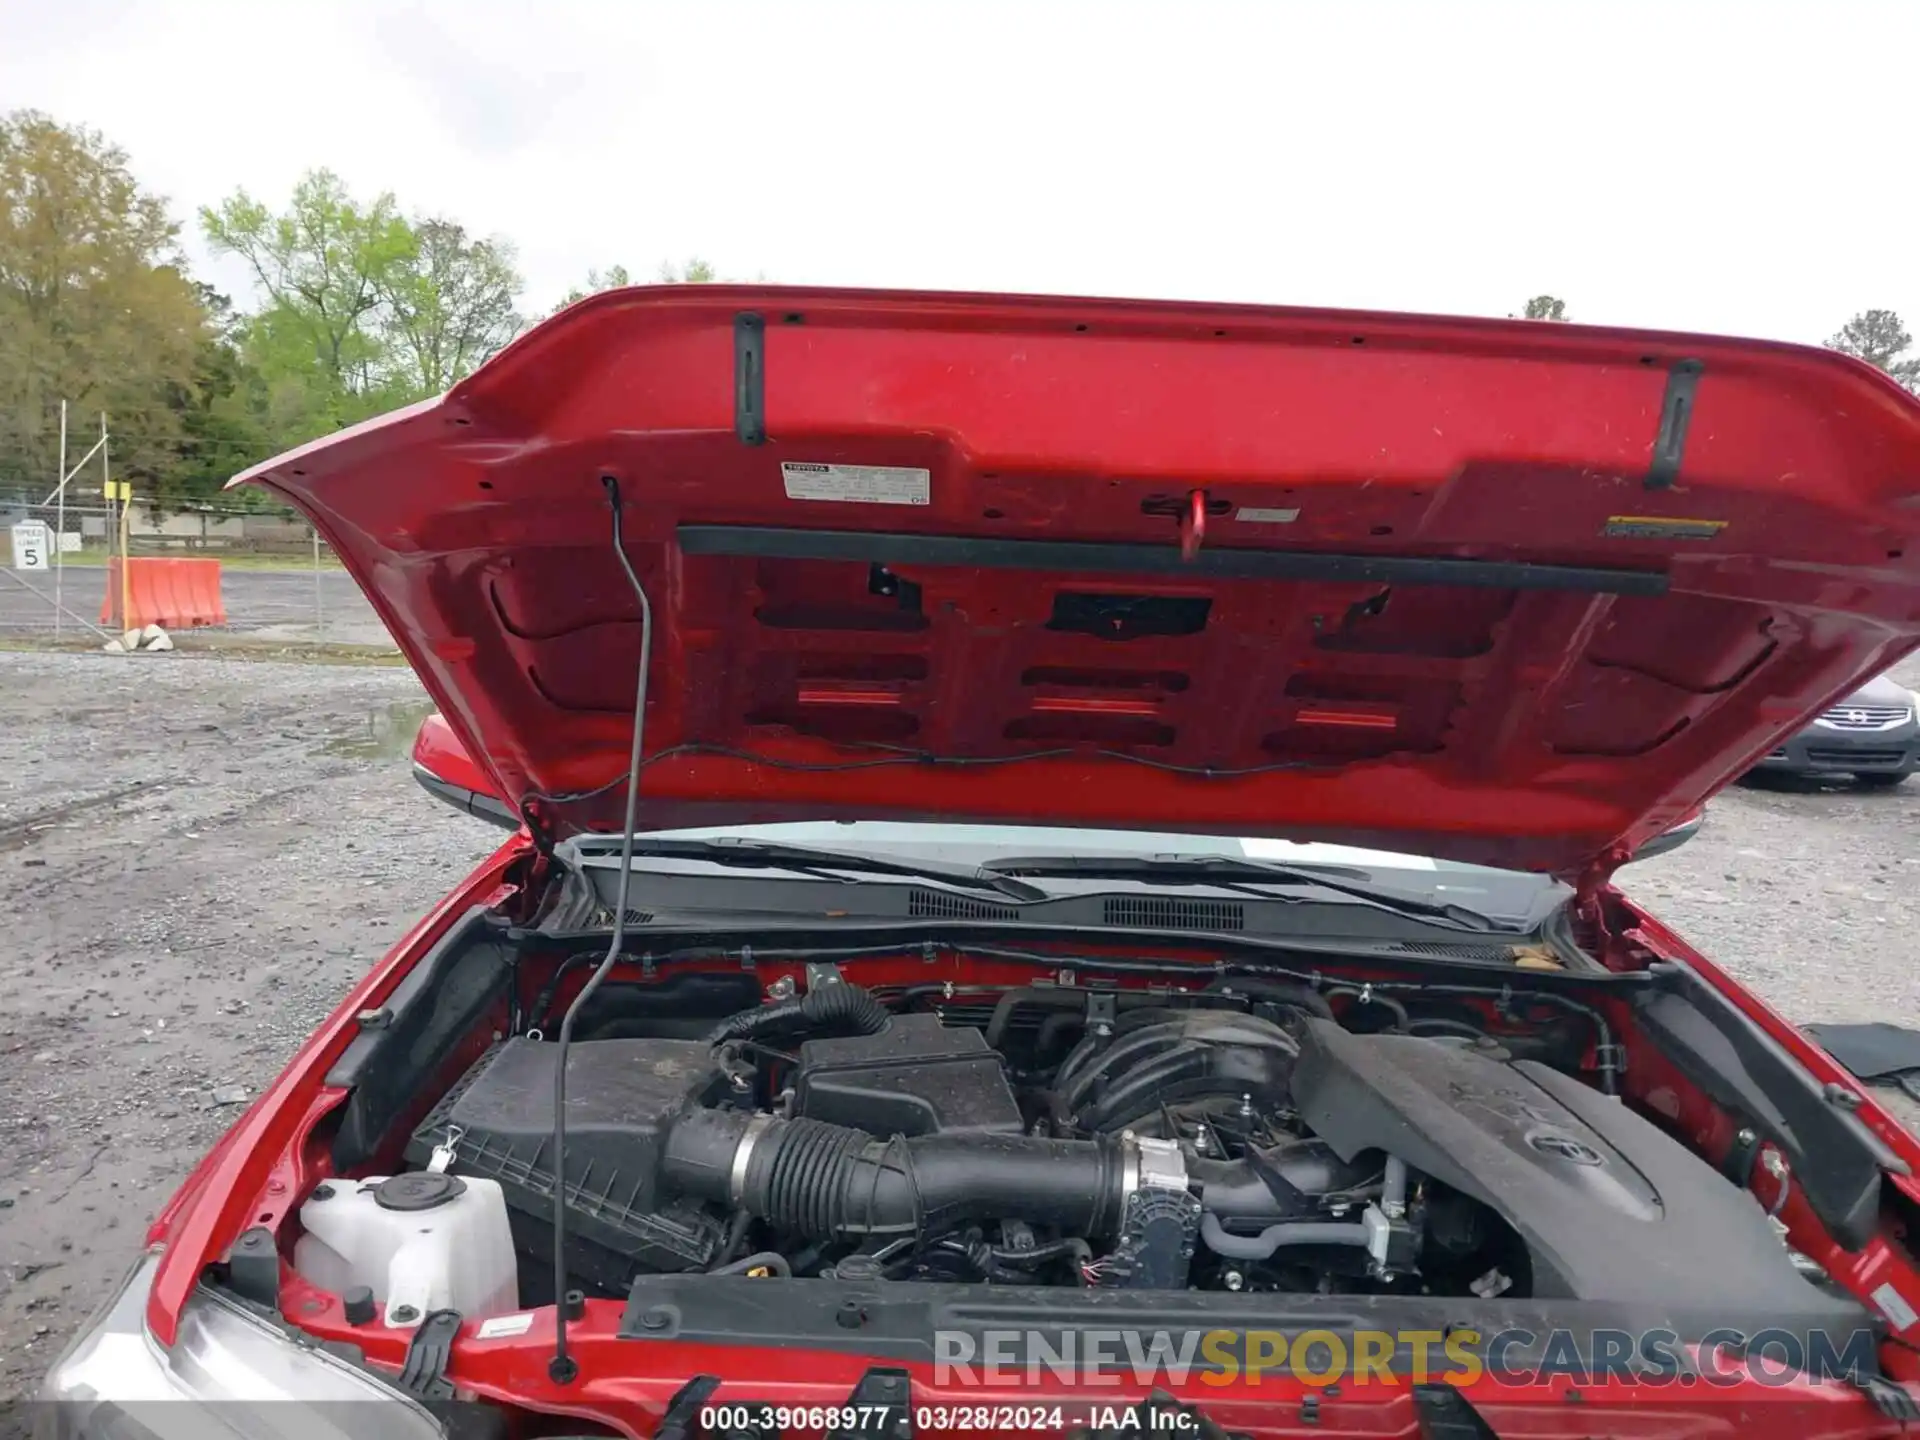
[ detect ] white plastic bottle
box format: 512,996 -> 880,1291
293,1172 -> 518,1328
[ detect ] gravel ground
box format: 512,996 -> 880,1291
0,648 -> 1917,1397
0,652 -> 490,1396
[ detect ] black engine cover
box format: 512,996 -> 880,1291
1289,1019 -> 1855,1316
795,1014 -> 1024,1136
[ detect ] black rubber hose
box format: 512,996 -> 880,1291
704,982 -> 890,1045
664,1111 -> 1128,1240
1325,986 -> 1411,1031
1206,977 -> 1335,1021
530,953 -> 595,1032
984,988 -> 1086,1049
1034,1011 -> 1085,1058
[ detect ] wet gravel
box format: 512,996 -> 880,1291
0,651 -> 491,1396
0,647 -> 1917,1397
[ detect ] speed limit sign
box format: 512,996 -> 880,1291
10,521 -> 51,572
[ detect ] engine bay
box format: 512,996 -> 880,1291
311,958 -> 1843,1319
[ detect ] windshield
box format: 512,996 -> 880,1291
563,821 -> 1568,937
630,822 -> 1549,902
639,821 -> 1502,875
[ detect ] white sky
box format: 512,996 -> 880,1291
5,0 -> 1917,347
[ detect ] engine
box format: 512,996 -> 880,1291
394,972 -> 1827,1311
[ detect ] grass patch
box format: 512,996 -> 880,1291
186,639 -> 410,667
0,636 -> 103,655
0,633 -> 406,666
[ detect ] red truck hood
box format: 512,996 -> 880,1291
233,286 -> 1920,877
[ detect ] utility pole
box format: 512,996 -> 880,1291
54,401 -> 67,641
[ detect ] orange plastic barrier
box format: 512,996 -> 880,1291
100,557 -> 227,630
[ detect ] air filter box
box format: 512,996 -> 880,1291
406,1036 -> 729,1290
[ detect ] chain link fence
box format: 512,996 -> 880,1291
0,493 -> 394,648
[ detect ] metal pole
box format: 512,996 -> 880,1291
117,500 -> 132,637
38,437 -> 106,507
54,401 -> 67,642
105,414 -> 129,636
312,525 -> 325,643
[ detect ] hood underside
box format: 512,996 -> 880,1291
236,286 -> 1920,876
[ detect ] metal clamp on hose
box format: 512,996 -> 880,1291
728,1113 -> 777,1206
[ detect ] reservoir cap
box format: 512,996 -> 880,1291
372,1172 -> 468,1211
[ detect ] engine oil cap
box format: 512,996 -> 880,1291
372,1172 -> 468,1211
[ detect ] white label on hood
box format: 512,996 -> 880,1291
1874,1283 -> 1919,1330
476,1312 -> 535,1339
782,462 -> 930,506
1235,506 -> 1301,524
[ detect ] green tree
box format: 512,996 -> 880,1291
1827,309 -> 1920,392
379,219 -> 523,392
1522,295 -> 1569,321
0,109 -> 211,496
161,285 -> 272,506
201,170 -> 417,442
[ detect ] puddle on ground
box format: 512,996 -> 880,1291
317,699 -> 437,760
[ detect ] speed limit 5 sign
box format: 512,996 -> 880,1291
10,521 -> 52,572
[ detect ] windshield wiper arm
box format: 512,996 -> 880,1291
981,854 -> 1500,931
580,837 -> 1049,904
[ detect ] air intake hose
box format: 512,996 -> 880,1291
663,1110 -> 1130,1240
703,981 -> 890,1045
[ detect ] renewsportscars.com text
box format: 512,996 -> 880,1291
932,1326 -> 1880,1389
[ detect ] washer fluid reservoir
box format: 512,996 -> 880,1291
292,1172 -> 517,1328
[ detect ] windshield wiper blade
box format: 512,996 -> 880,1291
581,837 -> 1050,904
981,854 -> 1500,931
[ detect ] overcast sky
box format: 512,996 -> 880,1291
5,0 -> 1916,347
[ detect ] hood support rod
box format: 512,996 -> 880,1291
549,474 -> 654,1385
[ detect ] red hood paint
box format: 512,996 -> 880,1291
233,286 -> 1920,876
